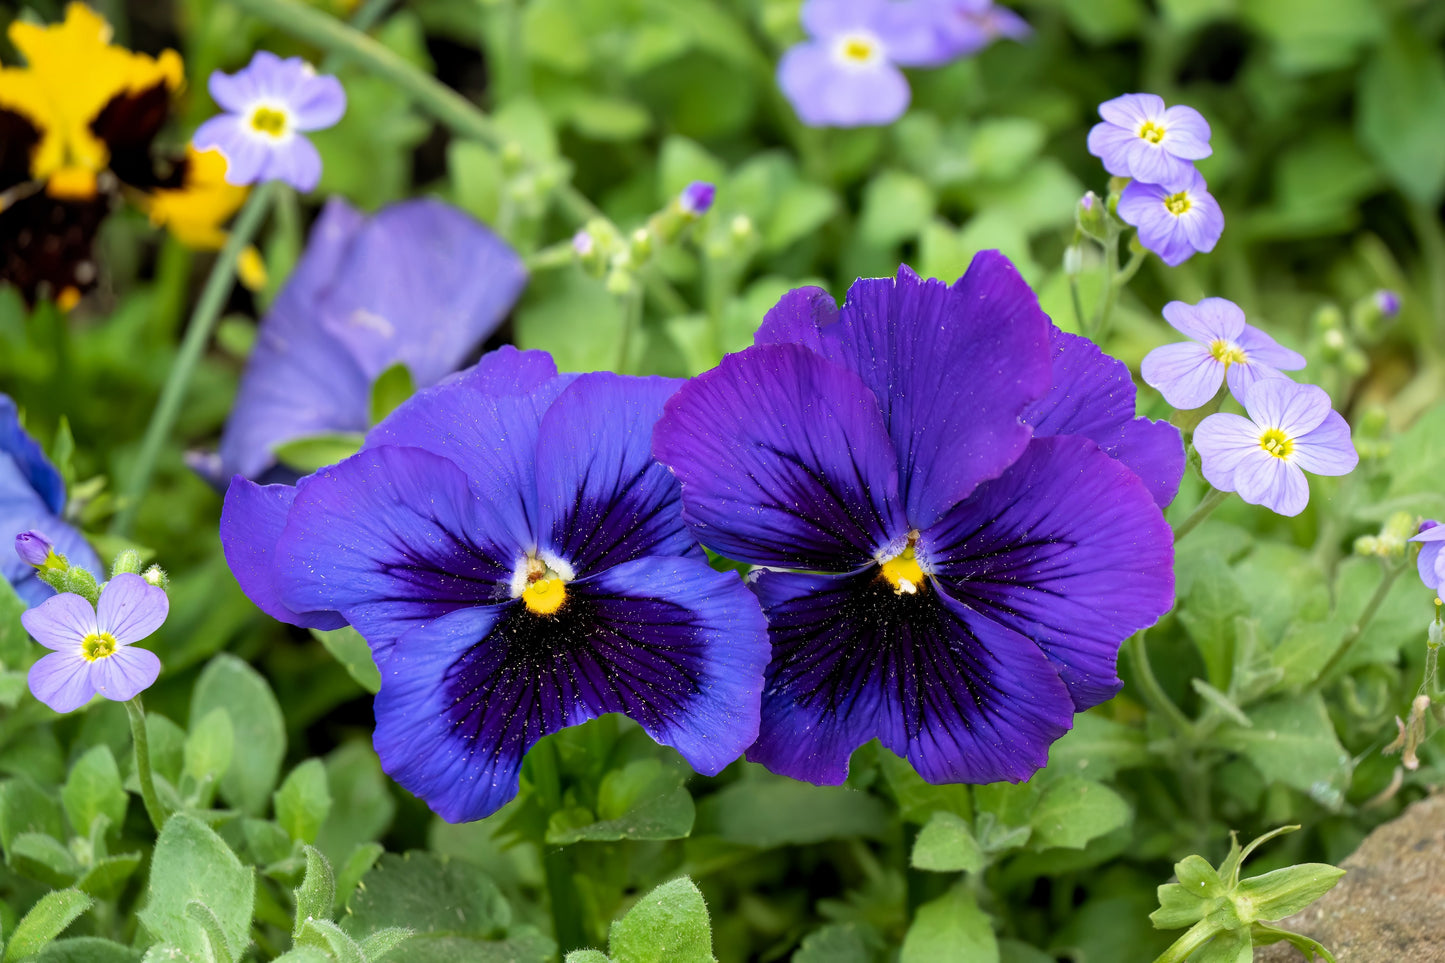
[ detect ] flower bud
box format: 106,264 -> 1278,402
629,227 -> 653,262
1375,289 -> 1401,318
14,530 -> 55,568
111,549 -> 143,577
730,214 -> 755,242
1076,191 -> 1106,238
142,564 -> 169,591
679,181 -> 716,217
62,565 -> 100,606
1062,245 -> 1082,278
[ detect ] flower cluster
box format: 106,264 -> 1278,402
0,3 -> 250,306
1089,93 -> 1223,265
779,0 -> 1028,128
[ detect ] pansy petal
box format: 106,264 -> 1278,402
753,285 -> 837,354
1026,328 -> 1183,506
1234,452 -> 1310,516
1244,379 -> 1331,437
28,651 -> 95,712
535,373 -> 695,572
1140,342 -> 1220,409
1291,411 -> 1358,476
21,591 -> 95,651
90,646 -> 161,702
289,73 -> 346,130
261,135 -> 322,191
818,257 -> 1052,529
456,345 -> 559,396
373,557 -> 768,821
652,342 -> 906,570
1193,412 -> 1263,491
96,574 -> 169,645
747,568 -> 1075,785
0,396 -> 65,513
220,478 -> 347,630
276,445 -> 519,659
921,435 -> 1174,710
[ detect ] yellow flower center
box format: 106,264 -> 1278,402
82,632 -> 117,662
1208,339 -> 1246,367
1259,428 -> 1294,460
880,543 -> 926,596
249,106 -> 288,138
1164,191 -> 1192,216
1138,120 -> 1166,144
522,577 -> 567,616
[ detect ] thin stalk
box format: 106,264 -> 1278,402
1313,559 -> 1410,687
527,739 -> 587,954
125,696 -> 167,832
526,240 -> 578,271
1068,272 -> 1087,333
1094,240 -> 1146,344
1172,487 -> 1229,543
616,285 -> 644,374
1089,232 -> 1120,339
112,181 -> 277,537
1128,631 -> 1196,741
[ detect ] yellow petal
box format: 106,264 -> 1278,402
144,147 -> 247,250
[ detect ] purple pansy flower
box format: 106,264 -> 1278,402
1117,169 -> 1224,267
1194,379 -> 1358,517
2,396 -> 102,606
652,255 -> 1179,786
192,51 -> 346,191
1409,520 -> 1443,592
906,0 -> 1031,65
778,0 -> 945,128
1087,93 -> 1211,191
219,347 -> 770,822
1141,298 -> 1306,409
214,197 -> 526,483
22,574 -> 166,713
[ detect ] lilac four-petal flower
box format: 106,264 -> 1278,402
192,50 -> 346,191
22,574 -> 166,712
2,395 -> 102,606
653,255 -> 1179,787
1087,93 -> 1212,192
1194,379 -> 1358,517
1141,298 -> 1306,409
1117,168 -> 1224,266
220,347 -> 770,822
1411,521 -> 1444,592
904,0 -> 1032,65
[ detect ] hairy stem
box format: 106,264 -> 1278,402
125,696 -> 167,832
1172,487 -> 1230,543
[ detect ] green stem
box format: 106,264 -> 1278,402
1068,272 -> 1087,333
1128,631 -> 1196,741
1152,919 -> 1217,963
111,181 -> 277,538
527,739 -> 587,955
1089,233 -> 1120,339
1172,487 -> 1229,543
616,285 -> 644,374
1313,559 -> 1409,688
526,240 -> 578,271
124,696 -> 167,832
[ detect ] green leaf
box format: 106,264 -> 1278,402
183,708 -> 235,788
694,777 -> 890,848
1193,928 -> 1252,963
1042,712 -> 1150,782
0,777 -> 64,853
0,578 -> 30,670
333,843 -> 383,916
608,878 -> 715,963
369,363 -> 415,426
911,812 -> 984,874
243,818 -> 294,867
1177,555 -> 1250,690
1235,863 -> 1345,922
293,845 -> 336,937
342,852 -> 509,940
357,928 -> 413,962
567,95 -> 652,141
447,141 -> 504,225
763,183 -> 840,253
1251,922 -> 1339,963
1150,883 -> 1212,930
300,918 -> 364,963
566,953 -> 611,963
899,884 -> 998,963
879,752 -> 971,825
997,940 -> 1054,963
1029,777 -> 1131,851
514,269 -> 625,373
34,937 -> 140,963
191,654 -> 287,815
857,169 -> 935,248
658,136 -> 727,202
186,900 -> 237,963
272,433 -> 367,474
10,832 -> 80,886
310,628 -> 382,695
270,951 -> 333,963
137,813 -> 256,962
547,760 -> 693,844
1242,0 -> 1384,73
967,118 -> 1046,181
275,760 -> 332,845
315,744 -> 394,868
75,852 -> 143,901
1176,854 -> 1226,898
1217,694 -> 1351,803
792,923 -> 873,963
4,889 -> 93,962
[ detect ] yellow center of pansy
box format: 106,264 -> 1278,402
1138,120 -> 1166,144
880,541 -> 926,596
1259,428 -> 1294,460
1164,191 -> 1192,216
522,577 -> 567,616
81,631 -> 117,662
249,106 -> 288,137
1208,339 -> 1246,367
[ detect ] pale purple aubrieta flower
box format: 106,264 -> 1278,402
1087,93 -> 1211,191
1410,520 -> 1443,592
778,0 -> 944,128
192,51 -> 346,191
1141,298 -> 1305,409
1194,379 -> 1358,517
680,181 -> 716,216
1117,169 -> 1223,267
22,574 -> 167,713
905,0 -> 1031,65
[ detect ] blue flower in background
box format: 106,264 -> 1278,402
1,396 -> 101,607
192,51 -> 346,191
220,347 -> 770,821
1117,169 -> 1224,266
908,0 -> 1031,64
215,197 -> 527,482
1411,520 -> 1443,592
653,256 -> 1180,786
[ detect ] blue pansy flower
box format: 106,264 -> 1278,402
652,255 -> 1181,786
1,396 -> 101,606
220,347 -> 770,821
214,197 -> 527,482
